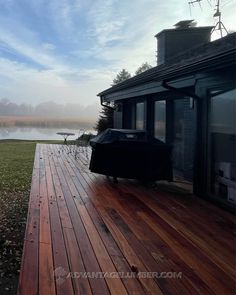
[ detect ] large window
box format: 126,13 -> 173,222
172,98 -> 195,181
154,100 -> 166,141
136,102 -> 145,130
209,88 -> 236,205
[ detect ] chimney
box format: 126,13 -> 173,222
155,20 -> 214,65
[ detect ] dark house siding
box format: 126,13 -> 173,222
98,33 -> 236,212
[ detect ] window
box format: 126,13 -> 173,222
136,102 -> 145,130
209,88 -> 236,205
154,100 -> 166,141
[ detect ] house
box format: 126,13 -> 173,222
98,20 -> 236,212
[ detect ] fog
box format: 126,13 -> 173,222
0,98 -> 100,122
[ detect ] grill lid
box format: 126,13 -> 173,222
90,128 -> 165,147
90,129 -> 148,146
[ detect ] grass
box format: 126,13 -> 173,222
0,140 -> 60,294
0,140 -> 36,294
0,141 -> 36,193
0,140 -> 61,192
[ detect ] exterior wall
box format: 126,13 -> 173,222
110,66 -> 236,212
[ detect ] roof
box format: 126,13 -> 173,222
98,32 -> 236,98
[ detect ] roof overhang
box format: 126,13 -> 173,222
101,76 -> 196,103
98,33 -> 236,103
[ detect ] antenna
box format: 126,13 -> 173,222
187,0 -> 228,38
188,0 -> 202,5
212,0 -> 228,37
188,0 -> 203,9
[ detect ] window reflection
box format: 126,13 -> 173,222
210,88 -> 236,205
136,102 -> 145,130
154,100 -> 166,142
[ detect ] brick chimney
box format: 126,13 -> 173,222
155,20 -> 214,65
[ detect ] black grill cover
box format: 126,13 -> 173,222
89,129 -> 173,181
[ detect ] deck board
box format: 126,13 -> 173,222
18,144 -> 236,295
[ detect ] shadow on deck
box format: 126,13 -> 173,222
18,144 -> 236,295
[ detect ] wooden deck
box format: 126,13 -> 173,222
18,144 -> 236,295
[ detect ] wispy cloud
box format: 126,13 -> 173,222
86,0 -> 127,46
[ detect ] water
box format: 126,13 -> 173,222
0,127 -> 95,141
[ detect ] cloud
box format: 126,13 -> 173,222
42,43 -> 56,51
0,0 -> 235,108
86,0 -> 127,46
0,57 -> 110,107
0,26 -> 57,69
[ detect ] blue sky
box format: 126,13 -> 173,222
0,0 -> 235,108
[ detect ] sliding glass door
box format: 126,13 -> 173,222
172,98 -> 195,181
135,102 -> 145,130
209,88 -> 236,206
154,100 -> 166,142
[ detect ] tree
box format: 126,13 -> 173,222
135,62 -> 152,75
112,69 -> 131,85
95,105 -> 114,133
95,69 -> 131,133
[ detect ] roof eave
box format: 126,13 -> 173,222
98,49 -> 236,98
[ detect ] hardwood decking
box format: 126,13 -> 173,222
18,144 -> 236,295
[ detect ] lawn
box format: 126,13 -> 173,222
0,141 -> 36,294
0,140 -> 36,193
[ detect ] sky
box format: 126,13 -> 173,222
0,0 -> 235,107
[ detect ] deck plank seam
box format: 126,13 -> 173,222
59,149 -> 150,295
52,145 -> 113,295
46,144 -> 75,295
49,144 -> 99,295
62,149 -> 164,295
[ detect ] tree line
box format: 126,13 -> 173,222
0,62 -> 152,131
0,99 -> 99,120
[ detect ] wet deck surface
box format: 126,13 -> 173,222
18,144 -> 236,295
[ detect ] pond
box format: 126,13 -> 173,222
0,127 -> 94,141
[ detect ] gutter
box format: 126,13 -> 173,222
100,96 -> 116,110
